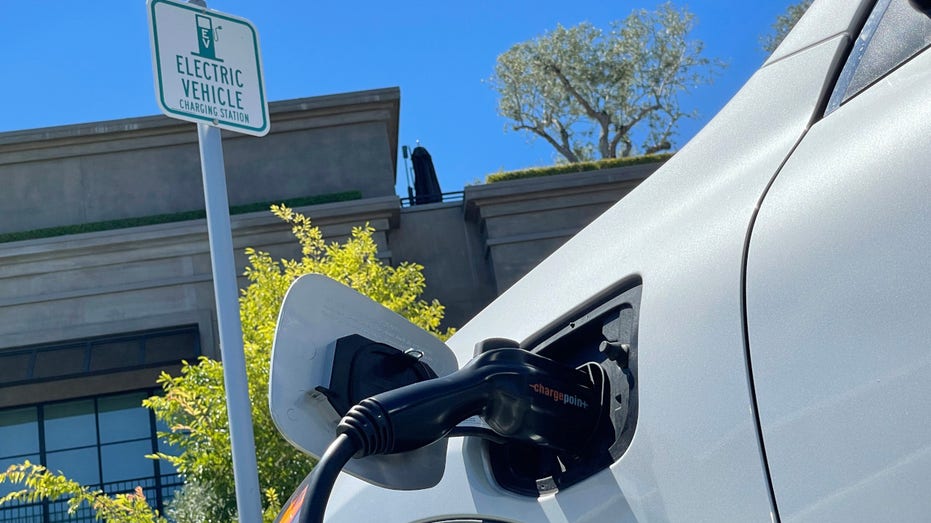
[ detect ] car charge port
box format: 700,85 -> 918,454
483,281 -> 641,496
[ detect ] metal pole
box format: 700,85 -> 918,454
197,122 -> 262,523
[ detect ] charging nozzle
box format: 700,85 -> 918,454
337,346 -> 609,458
279,343 -> 611,523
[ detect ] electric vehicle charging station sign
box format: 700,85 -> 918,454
147,0 -> 269,136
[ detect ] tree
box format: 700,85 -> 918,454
489,2 -> 723,163
761,1 -> 813,53
1,205 -> 452,522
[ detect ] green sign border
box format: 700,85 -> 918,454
149,0 -> 269,136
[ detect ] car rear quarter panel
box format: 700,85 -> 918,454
322,35 -> 851,522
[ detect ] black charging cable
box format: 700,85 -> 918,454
298,433 -> 359,523
287,347 -> 608,523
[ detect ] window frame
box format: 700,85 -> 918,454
825,0 -> 931,114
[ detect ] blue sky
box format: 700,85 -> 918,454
0,1 -> 799,196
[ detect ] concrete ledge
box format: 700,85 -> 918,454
463,162 -> 661,219
0,195 -> 400,267
462,162 -> 661,292
0,195 -> 401,352
0,88 -> 400,159
0,88 -> 401,234
484,228 -> 579,247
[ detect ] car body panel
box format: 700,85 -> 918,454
746,41 -> 931,522
320,28 -> 854,521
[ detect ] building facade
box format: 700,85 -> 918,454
0,87 -> 658,520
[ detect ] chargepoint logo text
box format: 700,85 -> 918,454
530,383 -> 589,409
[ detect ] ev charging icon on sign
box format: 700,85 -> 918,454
194,15 -> 221,61
147,0 -> 268,136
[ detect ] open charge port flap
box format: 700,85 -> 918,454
487,282 -> 641,496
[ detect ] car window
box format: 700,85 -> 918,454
826,0 -> 931,114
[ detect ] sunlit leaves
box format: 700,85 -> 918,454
0,462 -> 165,522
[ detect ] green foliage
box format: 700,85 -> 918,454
0,191 -> 361,244
163,481 -> 282,523
163,480 -> 224,523
489,2 -> 723,163
761,1 -> 813,53
485,153 -> 672,184
144,205 -> 452,522
0,461 -> 165,522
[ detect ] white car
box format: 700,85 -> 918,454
269,0 -> 931,521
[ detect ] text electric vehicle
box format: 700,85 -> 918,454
269,0 -> 931,521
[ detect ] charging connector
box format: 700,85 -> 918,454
278,347 -> 609,523
340,347 -> 608,457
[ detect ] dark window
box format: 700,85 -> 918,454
32,345 -> 86,380
45,400 -> 97,450
0,391 -> 182,522
0,354 -> 32,383
0,408 -> 39,457
98,393 -> 151,443
827,0 -> 931,113
0,325 -> 199,387
89,339 -> 143,372
0,326 -> 197,521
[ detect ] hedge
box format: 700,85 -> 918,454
485,153 -> 673,184
0,191 -> 362,244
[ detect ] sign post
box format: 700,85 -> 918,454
148,1 -> 269,521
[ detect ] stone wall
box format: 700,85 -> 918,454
463,164 -> 658,294
0,88 -> 399,235
391,201 -> 497,330
0,197 -> 398,356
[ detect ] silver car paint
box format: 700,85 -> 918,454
746,36 -> 931,522
319,12 -> 859,521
